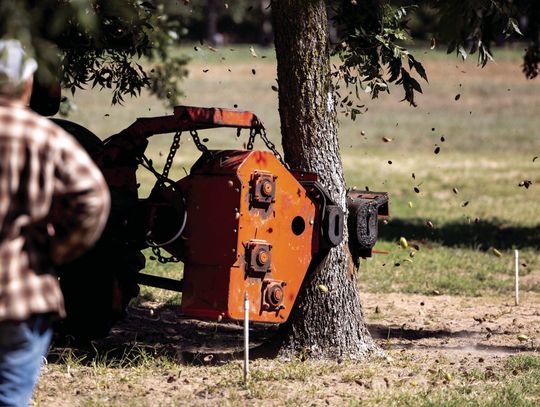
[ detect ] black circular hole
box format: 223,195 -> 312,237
291,216 -> 306,236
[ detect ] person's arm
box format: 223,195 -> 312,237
49,131 -> 111,265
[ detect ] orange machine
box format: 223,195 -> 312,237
171,150 -> 318,322
53,105 -> 387,338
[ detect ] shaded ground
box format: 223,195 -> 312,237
35,292 -> 540,406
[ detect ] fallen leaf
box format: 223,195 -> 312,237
408,201 -> 413,208
426,220 -> 434,228
452,187 -> 459,194
318,284 -> 329,293
382,137 -> 393,142
399,237 -> 408,249
517,334 -> 529,342
518,180 -> 532,189
492,248 -> 502,257
461,201 -> 469,207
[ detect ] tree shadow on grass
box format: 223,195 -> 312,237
48,304 -> 281,367
49,303 -> 536,367
380,218 -> 540,250
368,323 -> 535,354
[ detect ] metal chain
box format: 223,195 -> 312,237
190,129 -> 208,153
247,127 -> 257,150
260,128 -> 289,169
148,130 -> 183,264
160,130 -> 182,182
151,246 -> 179,264
247,126 -> 288,168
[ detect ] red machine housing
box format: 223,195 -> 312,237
170,150 -> 318,322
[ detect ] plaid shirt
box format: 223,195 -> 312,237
0,98 -> 110,322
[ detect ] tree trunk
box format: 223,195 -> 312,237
271,0 -> 378,359
206,0 -> 218,45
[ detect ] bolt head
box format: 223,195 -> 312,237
257,250 -> 269,265
261,180 -> 273,196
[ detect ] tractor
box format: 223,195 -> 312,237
31,84 -> 389,340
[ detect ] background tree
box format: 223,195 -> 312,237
0,0 -> 189,106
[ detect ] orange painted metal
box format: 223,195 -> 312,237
169,150 -> 317,323
121,106 -> 264,138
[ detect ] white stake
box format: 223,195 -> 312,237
514,249 -> 519,306
243,291 -> 250,384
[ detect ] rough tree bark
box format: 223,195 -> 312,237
271,0 -> 378,359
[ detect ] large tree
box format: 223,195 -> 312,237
1,0 -> 534,358
269,0 -> 531,359
271,0 -> 377,359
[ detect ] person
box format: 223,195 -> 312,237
0,39 -> 110,406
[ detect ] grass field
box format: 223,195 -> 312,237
36,44 -> 540,406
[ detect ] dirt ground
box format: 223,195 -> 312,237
35,292 -> 540,406
363,292 -> 540,356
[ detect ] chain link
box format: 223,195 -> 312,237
260,128 -> 289,169
160,130 -> 181,182
190,129 -> 209,153
151,246 -> 180,264
247,127 -> 257,150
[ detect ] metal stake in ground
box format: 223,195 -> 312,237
244,291 -> 250,384
514,249 -> 519,306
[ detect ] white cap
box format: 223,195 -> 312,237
0,40 -> 38,88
